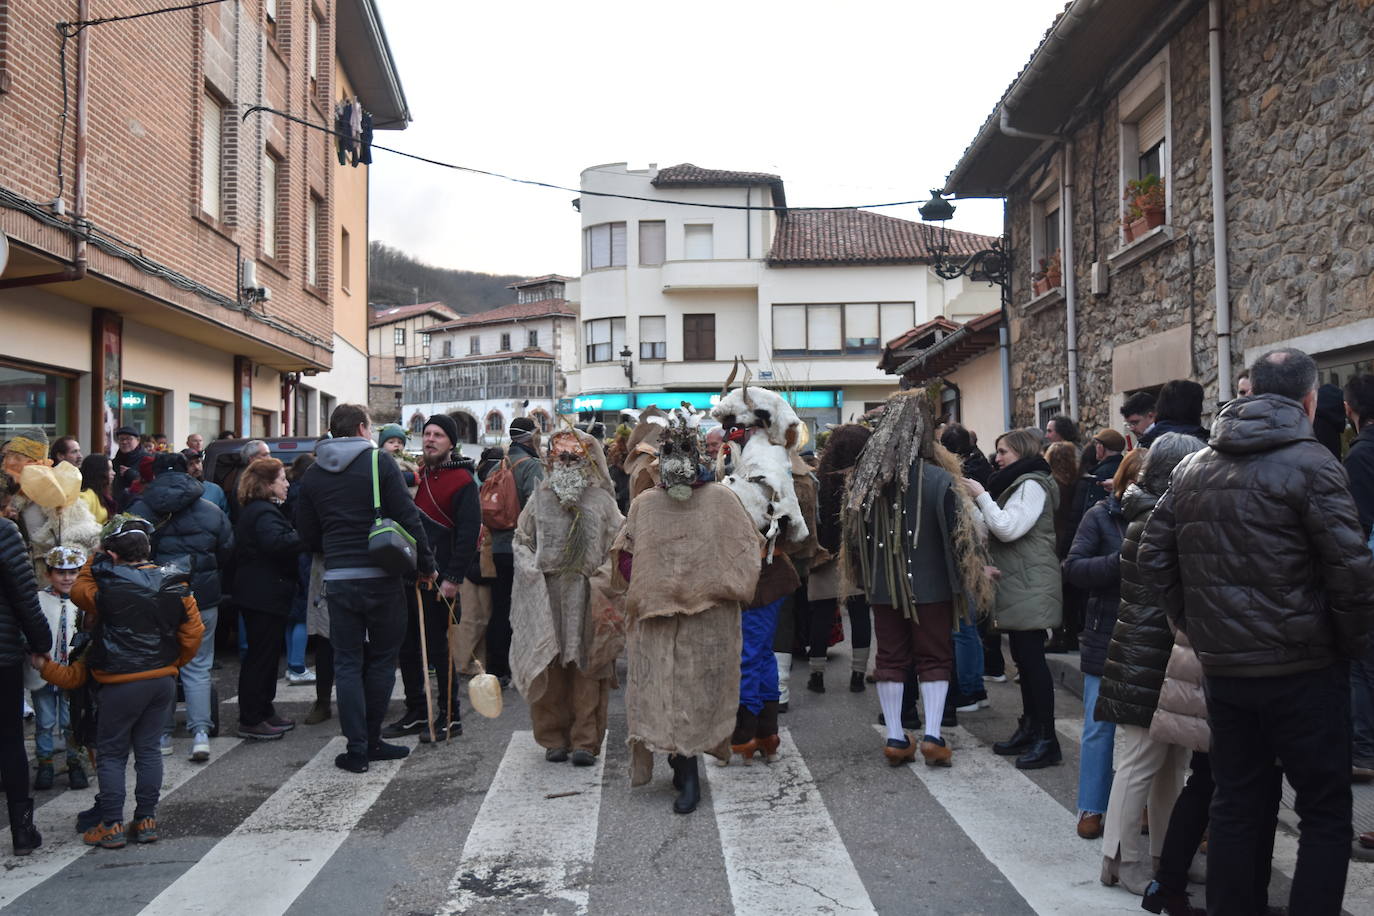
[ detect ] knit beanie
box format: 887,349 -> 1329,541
508,417 -> 537,444
423,414 -> 459,448
378,423 -> 408,446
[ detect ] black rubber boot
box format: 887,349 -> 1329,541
807,671 -> 825,693
67,755 -> 89,790
993,716 -> 1037,756
1014,721 -> 1063,769
33,759 -> 54,791
9,799 -> 42,856
849,671 -> 866,693
669,755 -> 700,814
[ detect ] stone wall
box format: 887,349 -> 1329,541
1005,0 -> 1374,433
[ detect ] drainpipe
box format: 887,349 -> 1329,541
0,0 -> 89,291
998,110 -> 1080,421
1209,0 -> 1232,401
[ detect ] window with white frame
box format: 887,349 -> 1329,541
499,332 -> 511,351
201,93 -> 224,220
584,222 -> 626,270
639,221 -> 666,266
394,327 -> 405,347
308,11 -> 321,87
306,193 -> 324,287
1118,51 -> 1170,230
1030,173 -> 1062,281
684,224 -> 713,260
261,149 -> 281,259
442,338 -> 453,358
469,336 -> 481,355
639,315 -> 666,360
584,317 -> 625,364
772,303 -> 913,357
527,329 -> 538,349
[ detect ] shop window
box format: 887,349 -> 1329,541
0,360 -> 75,440
120,385 -> 164,439
188,397 -> 227,442
252,409 -> 273,439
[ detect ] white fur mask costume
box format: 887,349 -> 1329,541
710,383 -> 808,559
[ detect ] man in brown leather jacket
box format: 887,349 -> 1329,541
1138,347 -> 1374,916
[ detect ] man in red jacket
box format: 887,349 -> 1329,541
384,414 -> 481,742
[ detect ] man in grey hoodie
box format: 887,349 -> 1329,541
295,405 -> 434,773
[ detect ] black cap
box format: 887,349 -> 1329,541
114,425 -> 139,438
152,452 -> 188,476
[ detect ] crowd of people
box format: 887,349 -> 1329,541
2,345 -> 1373,915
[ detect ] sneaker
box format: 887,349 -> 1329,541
285,667 -> 317,685
159,733 -> 174,756
75,805 -> 102,833
367,740 -> 411,761
335,751 -> 369,773
418,719 -> 462,744
266,714 -> 296,732
190,731 -> 211,762
237,721 -> 286,741
129,815 -> 158,844
67,756 -> 89,790
954,700 -> 980,713
381,709 -> 428,739
83,821 -> 126,849
983,674 -> 1008,683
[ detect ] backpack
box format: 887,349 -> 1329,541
479,457 -> 529,531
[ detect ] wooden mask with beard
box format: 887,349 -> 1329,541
658,415 -> 700,501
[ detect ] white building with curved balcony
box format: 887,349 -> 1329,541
568,162 -> 1000,433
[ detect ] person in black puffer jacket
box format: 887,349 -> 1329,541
1061,447 -> 1142,841
232,458 -> 305,741
126,452 -> 233,756
1,516 -> 52,855
1093,433 -> 1206,894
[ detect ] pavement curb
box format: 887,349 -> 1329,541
1046,651 -> 1085,701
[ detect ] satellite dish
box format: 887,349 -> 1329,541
0,230 -> 9,277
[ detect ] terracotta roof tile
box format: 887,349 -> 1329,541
768,209 -> 996,266
368,301 -> 460,327
652,163 -> 782,187
423,299 -> 577,331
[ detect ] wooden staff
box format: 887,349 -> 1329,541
415,584 -> 436,744
442,594 -> 458,743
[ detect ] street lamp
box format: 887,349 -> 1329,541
619,345 -> 635,389
918,190 -> 1009,293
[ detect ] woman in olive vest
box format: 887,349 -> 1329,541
961,427 -> 1063,769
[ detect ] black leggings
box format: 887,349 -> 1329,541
487,553 -> 515,679
1,664 -> 31,807
808,595 -> 872,660
1007,629 -> 1054,724
980,619 -> 1005,676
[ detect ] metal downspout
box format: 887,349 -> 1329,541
1209,0 -> 1232,401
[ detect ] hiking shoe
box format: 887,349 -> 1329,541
190,730 -> 211,762
304,701 -> 332,725
335,751 -> 369,773
67,756 -> 89,789
418,719 -> 462,744
545,747 -> 570,763
570,749 -> 596,767
266,715 -> 296,732
381,709 -> 427,739
367,741 -> 411,761
285,667 -> 317,685
159,733 -> 174,756
237,721 -> 286,740
83,821 -> 126,849
129,816 -> 158,844
75,805 -> 102,833
33,759 -> 55,791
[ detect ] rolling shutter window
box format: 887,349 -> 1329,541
845,303 -> 879,352
610,223 -> 627,266
808,305 -> 842,355
586,225 -> 610,269
1137,101 -> 1165,154
684,224 -> 714,260
880,303 -> 915,344
772,306 -> 806,353
639,221 -> 665,266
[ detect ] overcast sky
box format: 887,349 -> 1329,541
368,0 -> 1068,282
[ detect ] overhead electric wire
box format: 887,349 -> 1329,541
56,0 -> 227,37
242,105 -> 927,213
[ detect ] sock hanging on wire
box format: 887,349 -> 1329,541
774,653 -> 792,704
851,646 -> 870,674
876,680 -> 905,742
922,680 -> 950,741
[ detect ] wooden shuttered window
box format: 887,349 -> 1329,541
683,313 -> 715,362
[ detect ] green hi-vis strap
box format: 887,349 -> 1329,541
371,448 -> 382,520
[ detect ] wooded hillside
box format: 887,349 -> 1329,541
368,242 -> 528,313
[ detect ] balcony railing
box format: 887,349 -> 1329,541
403,358 -> 554,403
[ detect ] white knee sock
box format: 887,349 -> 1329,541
876,680 -> 905,742
774,653 -> 792,704
922,680 -> 949,741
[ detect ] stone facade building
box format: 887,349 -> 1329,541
943,0 -> 1374,436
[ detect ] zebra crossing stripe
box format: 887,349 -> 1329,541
705,727 -> 877,915
439,731 -> 607,915
222,677 -> 405,707
140,735 -> 414,916
0,737 -> 242,908
878,724 -> 1139,915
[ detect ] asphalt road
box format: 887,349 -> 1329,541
4,641 -> 1373,916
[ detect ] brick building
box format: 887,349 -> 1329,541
941,0 -> 1374,436
0,0 -> 407,448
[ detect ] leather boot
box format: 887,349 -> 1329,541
1140,880 -> 1205,915
9,798 -> 42,856
669,754 -> 700,814
731,705 -> 759,763
993,716 -> 1036,756
1014,720 -> 1063,769
756,701 -> 781,762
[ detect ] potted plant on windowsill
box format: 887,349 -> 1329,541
1031,249 -> 1061,296
1123,174 -> 1166,242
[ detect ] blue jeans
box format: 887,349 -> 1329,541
1352,640 -> 1374,764
285,621 -> 308,673
740,600 -> 783,714
1077,674 -> 1116,815
952,618 -> 984,696
30,684 -> 72,760
166,605 -> 217,736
